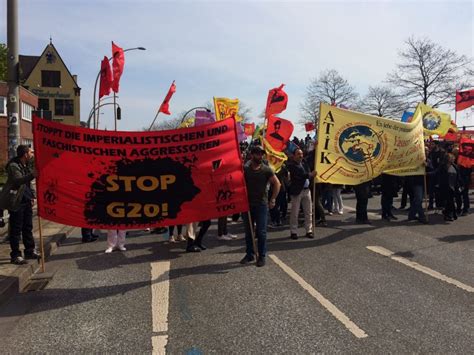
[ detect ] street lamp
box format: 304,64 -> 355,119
92,46 -> 146,128
87,102 -> 121,129
87,96 -> 118,128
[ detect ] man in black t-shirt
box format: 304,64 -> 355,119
241,145 -> 280,267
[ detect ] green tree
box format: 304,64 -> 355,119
0,43 -> 7,81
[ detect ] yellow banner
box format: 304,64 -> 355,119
263,138 -> 287,173
315,103 -> 425,185
213,97 -> 242,122
414,103 -> 453,136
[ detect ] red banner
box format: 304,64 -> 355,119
456,89 -> 474,112
265,84 -> 288,117
458,137 -> 474,168
304,122 -> 315,132
33,117 -> 248,229
265,115 -> 294,152
244,123 -> 255,136
159,81 -> 176,115
111,42 -> 124,93
99,56 -> 113,99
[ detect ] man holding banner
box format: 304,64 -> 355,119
241,145 -> 280,267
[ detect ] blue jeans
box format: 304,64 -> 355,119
408,184 -> 425,220
243,204 -> 268,257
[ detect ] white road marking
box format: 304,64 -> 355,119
151,261 -> 171,354
151,336 -> 168,355
367,246 -> 474,293
269,254 -> 368,339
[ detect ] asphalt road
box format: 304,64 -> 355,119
0,192 -> 472,354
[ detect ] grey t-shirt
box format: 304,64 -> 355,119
244,161 -> 274,206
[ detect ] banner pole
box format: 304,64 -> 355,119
246,211 -> 259,260
423,171 -> 429,213
312,178 -> 316,235
148,110 -> 160,131
38,215 -> 45,273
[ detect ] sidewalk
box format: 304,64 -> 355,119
0,209 -> 77,306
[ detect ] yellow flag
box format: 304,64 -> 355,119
213,97 -> 242,122
179,117 -> 195,128
413,103 -> 453,136
315,103 -> 425,185
262,138 -> 287,173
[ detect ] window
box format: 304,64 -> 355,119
55,99 -> 74,116
41,70 -> 61,87
21,138 -> 33,147
21,102 -> 34,122
0,96 -> 6,116
38,98 -> 50,111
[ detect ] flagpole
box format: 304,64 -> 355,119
247,211 -> 259,261
38,214 -> 46,273
114,92 -> 117,131
148,109 -> 161,131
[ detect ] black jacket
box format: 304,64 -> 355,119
287,159 -> 311,196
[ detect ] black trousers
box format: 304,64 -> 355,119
9,203 -> 35,260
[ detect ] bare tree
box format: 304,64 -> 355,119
387,36 -> 473,108
359,86 -> 409,118
300,69 -> 358,124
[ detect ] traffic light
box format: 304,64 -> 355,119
117,106 -> 121,120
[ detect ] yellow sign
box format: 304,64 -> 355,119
414,103 -> 453,137
263,138 -> 287,173
213,97 -> 242,122
315,103 -> 425,185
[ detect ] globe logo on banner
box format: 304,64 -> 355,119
338,125 -> 382,164
422,111 -> 441,131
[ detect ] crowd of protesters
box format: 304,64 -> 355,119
0,138 -> 471,267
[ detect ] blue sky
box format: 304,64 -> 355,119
1,0 -> 473,136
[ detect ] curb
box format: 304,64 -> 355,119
0,226 -> 76,307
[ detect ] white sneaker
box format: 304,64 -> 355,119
118,246 -> 126,251
217,235 -> 233,241
105,247 -> 114,253
337,211 -> 343,215
177,234 -> 186,241
226,233 -> 237,239
169,235 -> 177,243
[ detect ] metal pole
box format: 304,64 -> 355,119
113,92 -> 117,131
38,215 -> 46,272
7,0 -> 20,160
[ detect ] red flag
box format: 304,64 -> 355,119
99,56 -> 113,99
458,137 -> 474,168
266,115 -> 294,151
304,122 -> 315,132
265,84 -> 288,117
111,42 -> 125,93
159,81 -> 176,115
244,123 -> 255,136
456,89 -> 474,111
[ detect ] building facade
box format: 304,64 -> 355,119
0,82 -> 38,167
1,41 -> 80,168
21,42 -> 81,125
